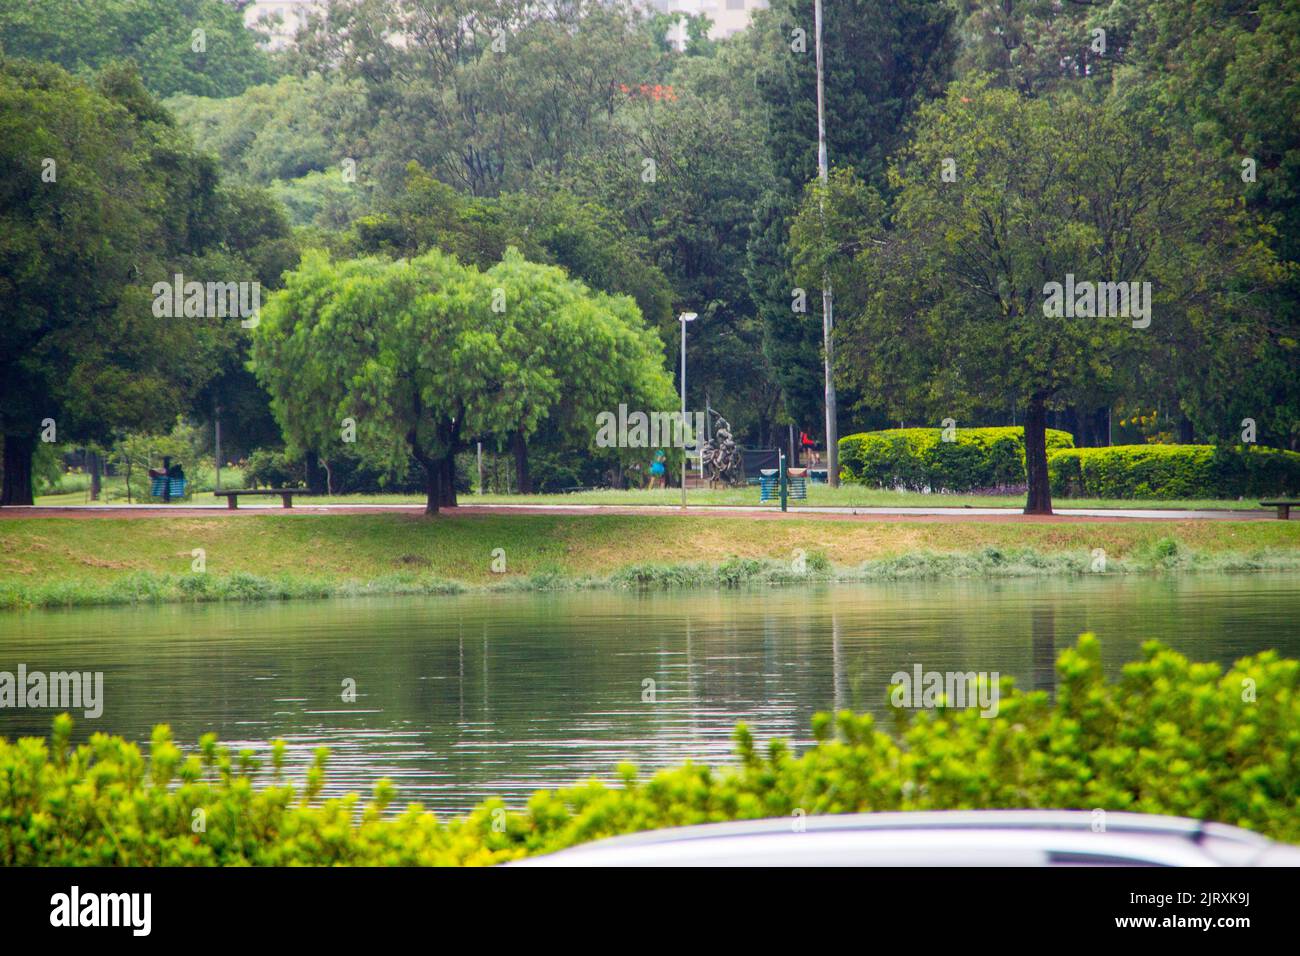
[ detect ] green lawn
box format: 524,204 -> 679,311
35,467 -> 245,506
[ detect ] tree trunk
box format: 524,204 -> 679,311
409,433 -> 440,515
89,451 -> 101,501
1,434 -> 35,506
304,450 -> 327,494
1177,416 -> 1194,444
438,454 -> 457,508
1062,405 -> 1080,447
420,457 -> 440,514
1023,397 -> 1053,515
512,430 -> 532,495
1095,406 -> 1111,447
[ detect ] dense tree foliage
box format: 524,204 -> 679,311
0,0 -> 275,97
2,0 -> 1297,501
252,249 -> 675,511
292,0 -> 659,195
793,80 -> 1276,512
165,73 -> 364,185
0,59 -> 287,504
747,0 -> 955,432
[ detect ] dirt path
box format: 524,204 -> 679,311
0,503 -> 1276,522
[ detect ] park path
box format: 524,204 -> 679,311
0,502 -> 1278,522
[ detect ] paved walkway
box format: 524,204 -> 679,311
0,502 -> 1279,522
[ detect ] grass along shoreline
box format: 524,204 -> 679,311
2,513 -> 1298,609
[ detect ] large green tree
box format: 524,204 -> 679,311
252,248 -> 675,512
565,30 -> 786,444
1111,0 -> 1300,447
0,0 -> 275,98
798,80 -> 1276,512
293,0 -> 660,195
747,0 -> 955,435
165,73 -> 365,186
0,60 -> 267,504
350,164 -> 673,333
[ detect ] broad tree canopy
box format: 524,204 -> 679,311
792,78 -> 1276,512
252,247 -> 676,512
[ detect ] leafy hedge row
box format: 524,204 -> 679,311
1049,444 -> 1300,499
3,635 -> 1296,865
838,427 -> 1075,492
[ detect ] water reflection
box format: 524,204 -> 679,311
1031,606 -> 1056,695
0,574 -> 1296,817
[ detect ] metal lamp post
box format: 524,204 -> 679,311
814,0 -> 839,487
679,311 -> 697,510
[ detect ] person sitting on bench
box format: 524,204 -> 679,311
147,460 -> 185,481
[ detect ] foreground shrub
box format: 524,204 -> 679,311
839,427 -> 1074,491
1048,444 -> 1300,499
2,636 -> 1296,865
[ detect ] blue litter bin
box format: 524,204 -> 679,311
149,476 -> 188,500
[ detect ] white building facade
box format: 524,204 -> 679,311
653,0 -> 768,42
242,0 -> 322,49
242,0 -> 766,49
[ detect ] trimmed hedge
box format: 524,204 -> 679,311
1048,444 -> 1300,499
839,427 -> 1074,492
5,636 -> 1296,864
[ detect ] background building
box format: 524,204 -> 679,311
242,0 -> 321,49
654,0 -> 767,42
242,0 -> 766,50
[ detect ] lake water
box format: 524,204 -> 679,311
1,574 -> 1297,818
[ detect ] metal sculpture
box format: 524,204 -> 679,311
700,414 -> 743,486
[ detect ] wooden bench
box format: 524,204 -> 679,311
214,489 -> 316,509
1261,500 -> 1299,519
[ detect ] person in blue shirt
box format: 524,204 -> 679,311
648,448 -> 666,489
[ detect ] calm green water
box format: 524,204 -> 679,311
1,574 -> 1297,817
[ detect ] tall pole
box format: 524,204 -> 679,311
214,399 -> 222,493
680,316 -> 688,510
814,0 -> 839,487
677,312 -> 697,509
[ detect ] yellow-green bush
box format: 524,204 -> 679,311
839,427 -> 1074,491
1048,444 -> 1300,499
2,635 -> 1296,865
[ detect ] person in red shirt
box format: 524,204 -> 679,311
800,431 -> 820,466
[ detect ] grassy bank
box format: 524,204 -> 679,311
2,513 -> 1298,609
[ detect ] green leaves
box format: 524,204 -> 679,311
1048,444 -> 1300,499
0,0 -> 276,99
840,426 -> 1074,490
1,59 -> 289,503
3,635 -> 1297,865
252,244 -> 675,507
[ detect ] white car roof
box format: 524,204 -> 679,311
510,810 -> 1298,867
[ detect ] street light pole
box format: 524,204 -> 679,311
679,311 -> 697,510
814,0 -> 839,487
214,398 -> 222,493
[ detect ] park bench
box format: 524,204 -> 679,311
214,489 -> 317,509
1260,500 -> 1299,520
